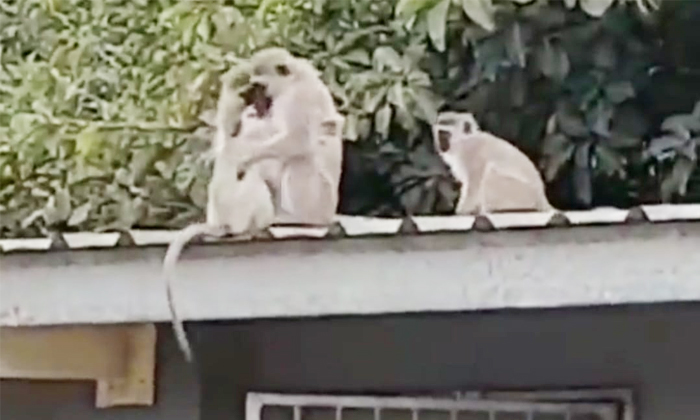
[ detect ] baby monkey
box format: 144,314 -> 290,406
433,111 -> 553,214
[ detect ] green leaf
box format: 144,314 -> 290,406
68,202 -> 91,226
555,103 -> 589,137
537,39 -> 570,81
594,144 -> 626,177
586,100 -> 613,138
372,47 -> 403,72
363,87 -> 388,113
409,87 -> 442,124
387,83 -> 408,114
604,81 -> 635,104
592,38 -> 617,69
344,113 -> 359,141
75,125 -> 102,158
645,135 -> 688,160
460,0 -> 495,32
505,22 -> 526,68
395,0 -> 439,18
660,157 -> 696,202
357,116 -> 373,139
661,115 -> 694,140
343,49 -> 371,66
426,0 -> 450,52
580,0 -> 616,17
541,133 -> 574,182
375,104 -> 393,140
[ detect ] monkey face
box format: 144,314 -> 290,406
436,129 -> 452,153
240,83 -> 272,118
249,49 -> 298,97
250,61 -> 293,97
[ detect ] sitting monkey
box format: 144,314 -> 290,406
163,84 -> 277,362
433,111 -> 553,214
230,47 -> 344,226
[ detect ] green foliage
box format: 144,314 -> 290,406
0,0 -> 697,237
399,0 -> 696,208
644,101 -> 700,201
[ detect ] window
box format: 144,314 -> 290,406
246,391 -> 627,420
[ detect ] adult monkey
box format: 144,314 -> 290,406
433,111 -> 553,214
235,47 -> 344,226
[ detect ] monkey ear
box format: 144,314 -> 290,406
462,121 -> 473,134
275,64 -> 291,76
320,121 -> 338,137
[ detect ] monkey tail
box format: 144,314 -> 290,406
163,223 -> 228,362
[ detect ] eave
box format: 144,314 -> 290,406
2,206 -> 700,327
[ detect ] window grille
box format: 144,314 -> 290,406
246,392 -> 619,420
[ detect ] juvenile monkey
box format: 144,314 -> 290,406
212,67 -> 271,156
163,102 -> 276,362
433,111 -> 553,215
233,47 -> 343,225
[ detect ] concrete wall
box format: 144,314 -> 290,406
2,304 -> 700,420
197,304 -> 700,420
0,327 -> 200,420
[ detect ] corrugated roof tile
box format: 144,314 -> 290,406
62,232 -> 121,249
485,211 -> 556,229
564,207 -> 629,225
411,215 -> 476,233
641,204 -> 700,222
0,237 -> 53,252
128,229 -> 181,246
1,205 -> 700,253
336,216 -> 403,236
269,226 -> 329,239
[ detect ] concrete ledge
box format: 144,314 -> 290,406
1,222 -> 699,327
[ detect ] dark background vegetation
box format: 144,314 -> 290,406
1,0 -> 699,238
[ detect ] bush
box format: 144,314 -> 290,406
1,0 -> 699,237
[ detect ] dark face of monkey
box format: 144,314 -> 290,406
240,83 -> 272,118
436,129 -> 451,153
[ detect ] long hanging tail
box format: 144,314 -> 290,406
163,223 -> 228,362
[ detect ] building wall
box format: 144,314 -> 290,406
197,304 -> 700,420
2,304 -> 699,420
0,327 -> 200,420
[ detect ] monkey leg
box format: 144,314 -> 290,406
254,159 -> 285,212
481,169 -> 544,213
278,161 -> 337,225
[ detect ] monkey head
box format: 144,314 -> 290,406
433,111 -> 482,152
436,111 -> 480,134
248,47 -> 295,97
433,111 -> 482,154
248,47 -> 320,97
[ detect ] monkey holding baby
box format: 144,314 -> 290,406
162,47 -> 345,362
433,111 -> 553,215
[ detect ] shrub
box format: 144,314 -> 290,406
1,0 -> 698,237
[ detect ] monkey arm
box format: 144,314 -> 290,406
237,120 -> 314,170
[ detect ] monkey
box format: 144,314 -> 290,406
212,66 -> 271,156
276,112 -> 344,224
226,47 -> 344,225
163,102 -> 277,362
432,111 -> 553,215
